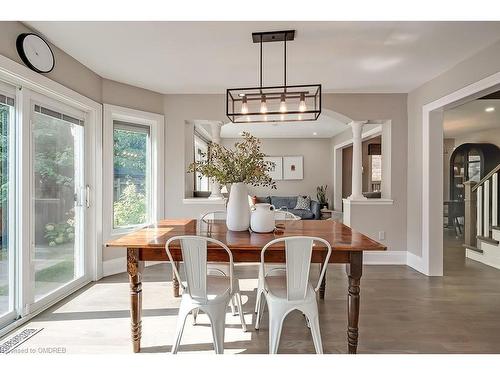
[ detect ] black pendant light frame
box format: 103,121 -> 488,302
226,30 -> 321,124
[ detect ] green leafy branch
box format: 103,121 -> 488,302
188,132 -> 276,188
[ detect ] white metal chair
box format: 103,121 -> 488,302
255,236 -> 332,354
199,211 -> 242,319
166,235 -> 247,354
253,209 -> 301,314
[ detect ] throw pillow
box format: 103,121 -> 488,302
294,195 -> 311,210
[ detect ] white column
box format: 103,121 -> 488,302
348,121 -> 367,200
209,122 -> 223,199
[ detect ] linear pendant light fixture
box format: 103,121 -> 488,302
226,30 -> 321,123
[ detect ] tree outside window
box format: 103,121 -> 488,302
113,123 -> 150,228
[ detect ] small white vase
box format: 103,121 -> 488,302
226,182 -> 250,231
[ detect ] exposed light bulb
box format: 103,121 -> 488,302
313,132 -> 318,136
260,95 -> 267,113
299,93 -> 307,112
485,106 -> 495,113
280,94 -> 287,113
241,97 -> 248,114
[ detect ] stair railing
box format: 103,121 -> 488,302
464,163 -> 500,248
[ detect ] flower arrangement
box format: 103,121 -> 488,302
188,132 -> 276,189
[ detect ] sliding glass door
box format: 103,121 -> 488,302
30,97 -> 86,307
0,70 -> 99,333
0,83 -> 15,328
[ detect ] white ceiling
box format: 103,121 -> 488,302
220,113 -> 349,139
444,99 -> 500,137
26,21 -> 500,94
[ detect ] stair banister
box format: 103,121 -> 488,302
471,164 -> 500,192
463,163 -> 500,249
464,181 -> 477,248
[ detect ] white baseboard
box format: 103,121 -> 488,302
406,251 -> 426,274
102,257 -> 127,277
363,251 -> 407,265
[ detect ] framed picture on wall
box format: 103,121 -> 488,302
264,156 -> 283,180
283,156 -> 303,180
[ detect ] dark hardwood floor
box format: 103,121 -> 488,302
4,228 -> 500,353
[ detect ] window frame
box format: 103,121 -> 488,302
103,104 -> 164,239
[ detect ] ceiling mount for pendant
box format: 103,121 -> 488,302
226,29 -> 321,124
251,30 -> 295,43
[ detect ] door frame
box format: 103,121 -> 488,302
0,81 -> 18,329
0,54 -> 102,334
418,71 -> 500,276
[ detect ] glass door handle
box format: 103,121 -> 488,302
85,185 -> 91,208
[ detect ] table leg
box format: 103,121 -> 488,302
173,261 -> 180,297
346,252 -> 363,354
127,248 -> 144,353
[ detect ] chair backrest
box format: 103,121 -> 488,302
165,235 -> 234,301
260,236 -> 332,301
274,209 -> 301,221
200,211 -> 227,223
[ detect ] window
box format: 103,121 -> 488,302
113,121 -> 151,229
370,155 -> 382,192
103,104 -> 164,238
194,133 -> 210,192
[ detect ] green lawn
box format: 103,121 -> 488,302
35,260 -> 74,283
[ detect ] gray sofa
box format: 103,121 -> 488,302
256,196 -> 321,220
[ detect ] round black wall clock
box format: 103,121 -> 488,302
16,33 -> 55,74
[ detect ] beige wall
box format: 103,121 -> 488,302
453,127 -> 500,148
0,21 -> 409,262
164,94 -> 227,219
326,95 -> 407,253
101,78 -> 164,114
220,138 -> 333,203
407,40 -> 500,258
0,22 -> 166,262
0,22 -> 102,102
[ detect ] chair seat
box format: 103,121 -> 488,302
182,275 -> 238,301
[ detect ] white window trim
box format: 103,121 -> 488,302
0,54 -> 102,335
103,104 -> 164,240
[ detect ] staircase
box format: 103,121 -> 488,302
464,164 -> 500,269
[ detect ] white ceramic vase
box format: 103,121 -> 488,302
226,182 -> 250,231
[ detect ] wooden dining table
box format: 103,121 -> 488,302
105,218 -> 386,354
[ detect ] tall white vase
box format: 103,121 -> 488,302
226,182 -> 250,231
